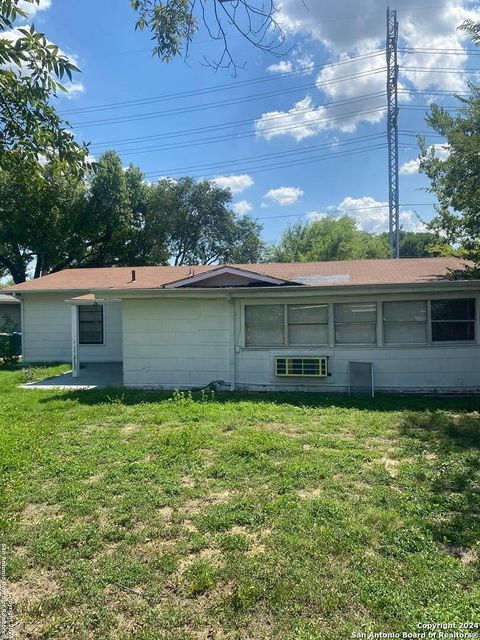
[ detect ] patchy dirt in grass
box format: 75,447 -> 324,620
121,423 -> 143,436
446,545 -> 478,564
183,519 -> 198,533
227,526 -> 271,555
381,456 -> 400,478
9,568 -> 60,606
159,506 -> 174,522
180,490 -> 232,516
20,502 -> 62,526
82,472 -> 104,484
133,537 -> 178,559
181,476 -> 196,488
298,487 -> 323,499
261,422 -> 306,437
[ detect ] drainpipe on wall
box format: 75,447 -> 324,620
226,295 -> 236,391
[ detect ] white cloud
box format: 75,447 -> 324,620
297,55 -> 315,74
400,143 -> 451,175
399,158 -> 420,176
63,81 -> 85,98
266,60 -> 293,74
334,195 -> 425,233
232,200 -> 253,215
266,54 -> 315,75
18,0 -> 51,17
259,1 -> 480,139
265,186 -> 304,206
256,54 -> 389,140
212,174 -> 254,195
278,0 -> 480,90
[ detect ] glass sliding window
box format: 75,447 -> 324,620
384,301 -> 427,344
431,298 -> 475,342
245,305 -> 284,346
335,303 -> 377,344
288,304 -> 328,345
79,304 -> 104,345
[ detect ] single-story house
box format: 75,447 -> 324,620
0,293 -> 21,331
5,257 -> 480,393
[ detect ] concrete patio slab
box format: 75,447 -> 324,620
21,362 -> 123,389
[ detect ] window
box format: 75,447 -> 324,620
79,304 -> 104,345
288,304 -> 328,345
384,301 -> 427,344
245,305 -> 284,346
335,303 -> 377,344
431,298 -> 475,342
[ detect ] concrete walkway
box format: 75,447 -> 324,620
21,362 -> 123,390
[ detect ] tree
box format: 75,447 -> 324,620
377,230 -> 447,258
130,0 -> 286,73
81,151 -> 137,267
0,0 -> 89,172
267,216 -> 389,263
417,20 -> 480,275
0,155 -> 87,282
146,177 -> 263,265
0,151 -> 150,282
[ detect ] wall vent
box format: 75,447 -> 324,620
275,356 -> 328,378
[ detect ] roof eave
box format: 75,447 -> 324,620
90,280 -> 480,299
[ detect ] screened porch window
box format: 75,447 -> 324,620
384,301 -> 427,344
288,304 -> 328,345
335,303 -> 377,344
431,298 -> 475,342
79,304 -> 104,345
245,305 -> 284,347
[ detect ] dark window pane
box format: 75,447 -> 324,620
431,299 -> 475,321
79,304 -> 103,344
432,321 -> 475,342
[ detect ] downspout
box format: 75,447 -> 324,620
226,294 -> 236,391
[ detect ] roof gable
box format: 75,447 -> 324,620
163,266 -> 294,288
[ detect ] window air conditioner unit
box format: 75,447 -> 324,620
275,356 -> 328,378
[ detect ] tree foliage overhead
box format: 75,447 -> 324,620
130,0 -> 286,73
266,216 -> 390,263
0,0 -> 89,172
0,152 -> 265,282
418,22 -> 480,275
146,176 -> 264,265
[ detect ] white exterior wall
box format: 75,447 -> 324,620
122,298 -> 232,388
233,291 -> 480,393
22,293 -> 122,363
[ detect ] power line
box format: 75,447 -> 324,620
399,47 -> 480,55
254,202 -> 436,222
61,50 -> 386,116
105,106 -> 388,157
142,132 -> 387,175
71,68 -> 387,128
143,143 -> 388,180
89,92 -> 387,150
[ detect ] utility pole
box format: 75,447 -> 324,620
386,6 -> 400,259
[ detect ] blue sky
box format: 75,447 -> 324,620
16,0 -> 480,244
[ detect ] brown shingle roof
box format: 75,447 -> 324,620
4,257 -> 471,292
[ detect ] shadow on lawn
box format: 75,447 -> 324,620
38,385 -> 480,413
400,410 -> 480,549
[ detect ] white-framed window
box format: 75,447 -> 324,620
334,302 -> 377,344
245,305 -> 284,347
287,304 -> 329,346
79,304 -> 104,345
383,301 -> 427,344
431,298 -> 475,342
244,303 -> 329,347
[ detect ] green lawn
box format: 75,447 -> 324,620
1,365 -> 479,639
